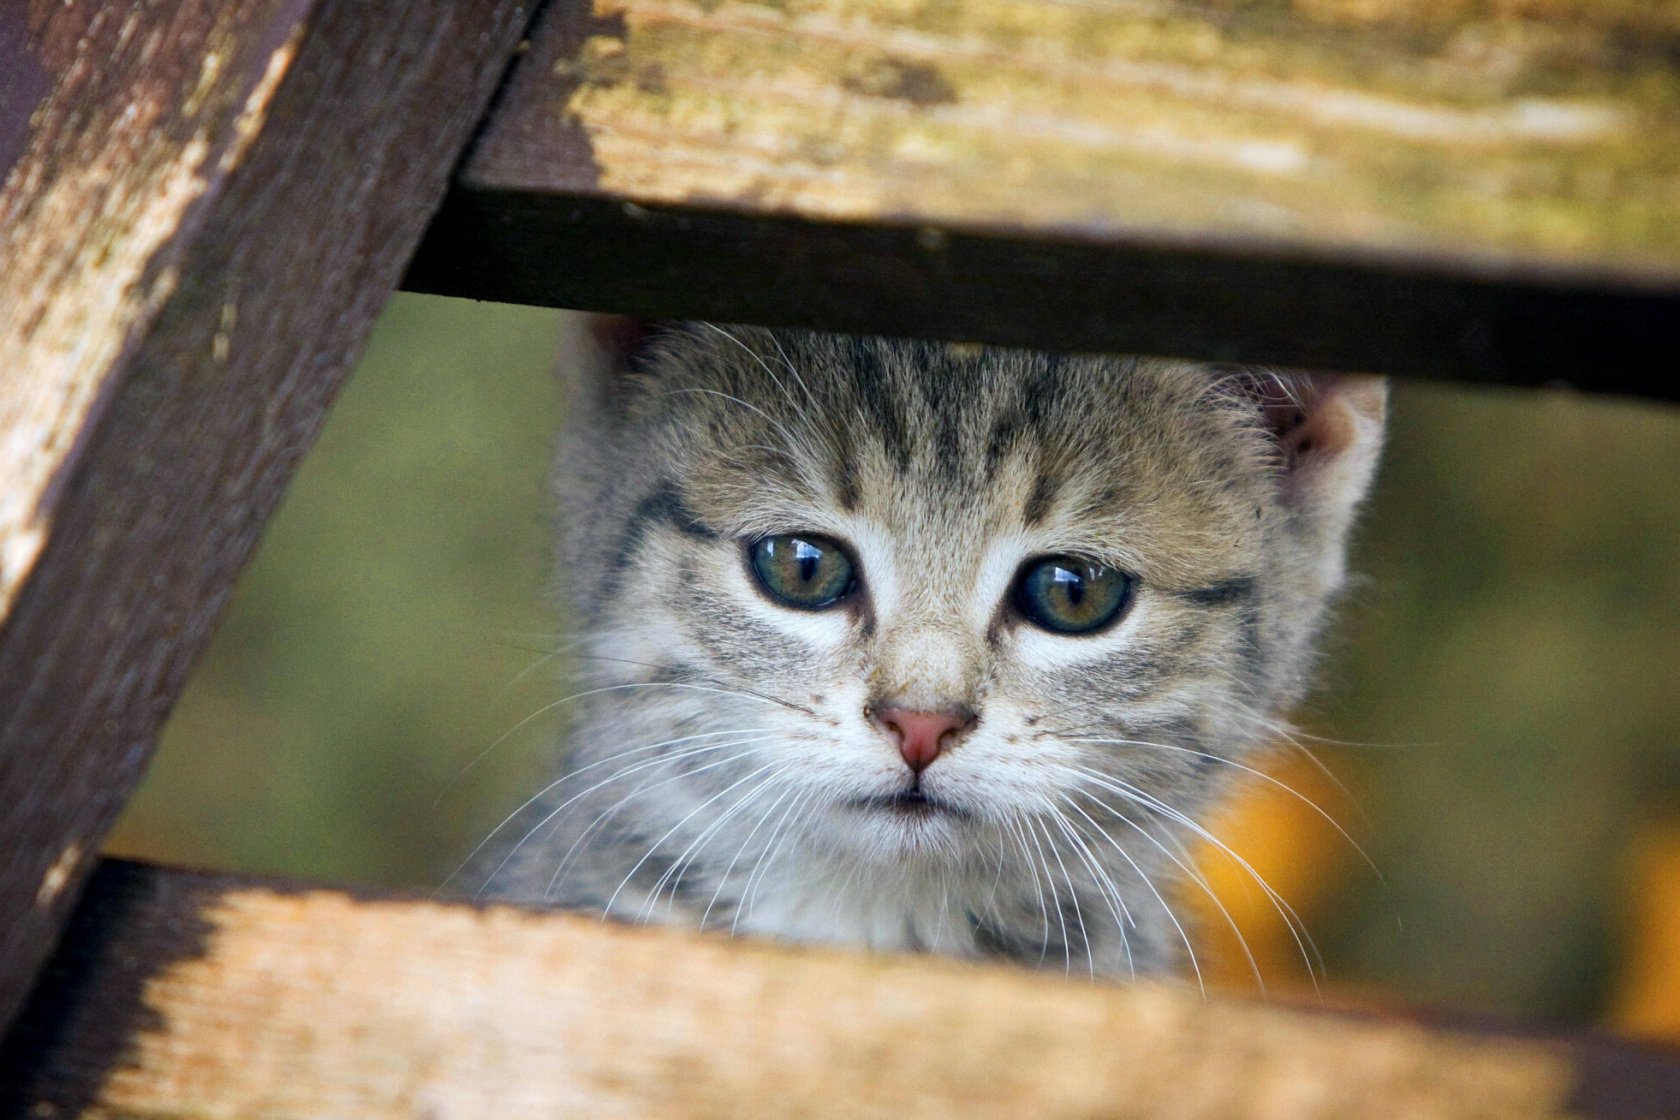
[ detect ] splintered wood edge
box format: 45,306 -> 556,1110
0,860 -> 1600,1120
0,0 -> 536,1037
404,0 -> 1680,389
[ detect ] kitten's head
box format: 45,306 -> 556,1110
555,320 -> 1383,874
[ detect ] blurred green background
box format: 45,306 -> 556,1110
108,292 -> 1680,1030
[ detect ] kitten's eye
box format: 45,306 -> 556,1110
749,534 -> 857,610
1014,556 -> 1134,634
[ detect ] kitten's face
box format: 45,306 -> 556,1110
557,326 -> 1383,878
524,321 -> 1382,968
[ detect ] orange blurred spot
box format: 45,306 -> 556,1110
1607,820 -> 1680,1041
1178,748 -> 1356,995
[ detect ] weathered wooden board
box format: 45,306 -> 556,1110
0,0 -> 535,1037
405,0 -> 1680,390
11,859 -> 1665,1120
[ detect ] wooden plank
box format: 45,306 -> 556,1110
0,0 -> 537,1037
404,0 -> 1680,391
10,859 -> 1663,1120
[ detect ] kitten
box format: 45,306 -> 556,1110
482,319 -> 1384,979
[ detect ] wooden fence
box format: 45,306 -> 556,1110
2,0 -> 1678,1114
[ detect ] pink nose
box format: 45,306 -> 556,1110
874,707 -> 976,773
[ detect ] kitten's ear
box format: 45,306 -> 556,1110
560,313 -> 670,417
584,314 -> 655,366
1224,368 -> 1387,524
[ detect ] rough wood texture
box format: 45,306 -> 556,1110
4,860 -> 1647,1119
405,0 -> 1680,390
0,0 -> 535,1037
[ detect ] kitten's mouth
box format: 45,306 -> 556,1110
850,789 -> 971,821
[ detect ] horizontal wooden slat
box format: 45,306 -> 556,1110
0,0 -> 534,1038
8,861 -> 1680,1118
404,0 -> 1680,391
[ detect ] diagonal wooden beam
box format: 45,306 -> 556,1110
13,859 -> 1669,1119
0,0 -> 538,1036
404,0 -> 1680,392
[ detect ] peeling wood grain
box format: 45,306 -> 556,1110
0,0 -> 536,1036
0,861 -> 1607,1120
493,0 -> 1680,269
405,0 -> 1680,389
0,0 -> 302,621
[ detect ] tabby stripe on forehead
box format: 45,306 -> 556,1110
1022,470 -> 1060,526
1020,353 -> 1062,423
833,449 -> 861,511
933,403 -> 964,486
597,481 -> 718,611
632,480 -> 717,541
1170,577 -> 1258,608
983,408 -> 1022,479
846,337 -> 912,471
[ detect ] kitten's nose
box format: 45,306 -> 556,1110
874,706 -> 977,773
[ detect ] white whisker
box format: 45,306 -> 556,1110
1025,815 -> 1079,977
1070,764 -> 1322,990
736,786 -> 817,933
539,747 -> 773,902
1042,802 -> 1135,980
1057,793 -> 1207,994
1063,734 -> 1378,878
701,780 -> 802,928
438,728 -> 774,895
648,769 -> 793,921
608,760 -> 783,920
